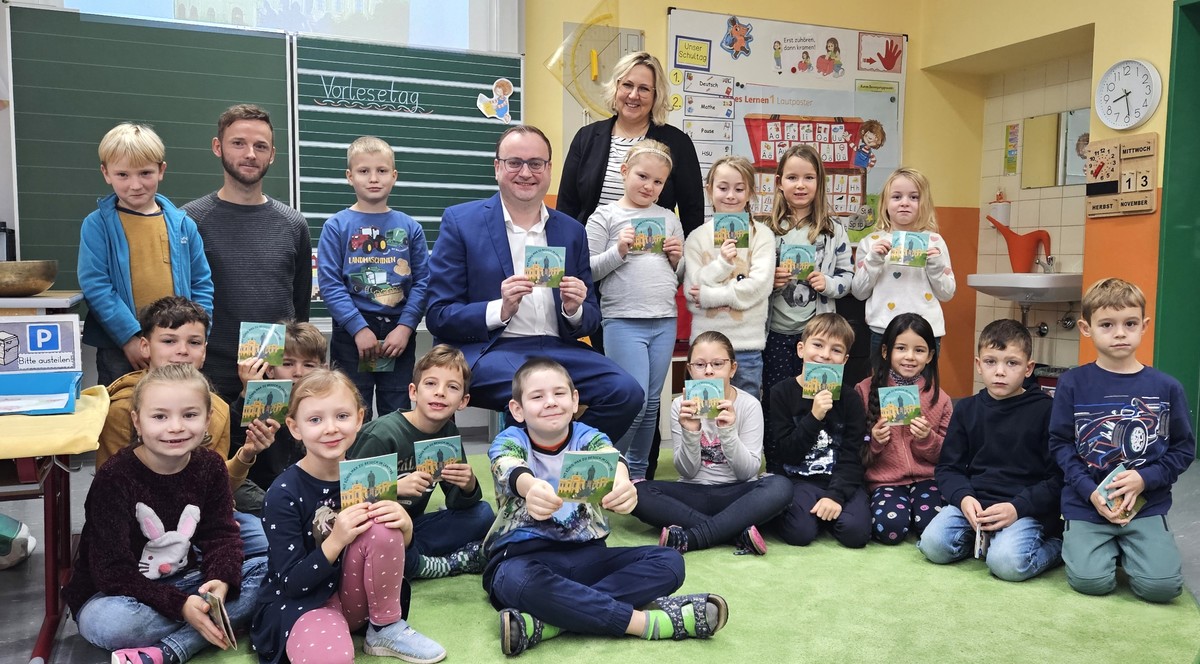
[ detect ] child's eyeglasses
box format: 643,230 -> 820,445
688,360 -> 730,371
498,158 -> 548,173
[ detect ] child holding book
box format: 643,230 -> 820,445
348,344 -> 495,579
767,312 -> 870,548
683,156 -> 776,396
317,136 -> 430,420
852,313 -> 951,544
251,369 -> 445,664
78,122 -> 214,387
634,331 -> 792,554
484,358 -> 728,656
65,364 -> 267,664
851,167 -> 956,359
1050,278 -> 1195,602
761,144 -> 853,451
585,139 -> 685,480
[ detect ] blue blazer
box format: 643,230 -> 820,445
426,194 -> 601,364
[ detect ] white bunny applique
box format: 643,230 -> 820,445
135,502 -> 200,580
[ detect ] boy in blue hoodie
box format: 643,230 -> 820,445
78,122 -> 213,386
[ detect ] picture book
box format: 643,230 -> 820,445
713,212 -> 751,248
203,591 -> 237,649
801,362 -> 844,400
631,217 -> 666,254
888,231 -> 929,267
684,378 -> 724,419
240,379 -> 291,427
1097,463 -> 1148,519
237,322 -> 286,366
525,246 -> 566,287
778,243 -> 816,281
340,453 -> 398,509
556,449 -> 619,503
973,525 -> 991,559
414,435 -> 464,481
358,343 -> 396,373
879,385 -> 922,426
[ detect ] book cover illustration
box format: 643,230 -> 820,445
1097,463 -> 1148,519
556,449 -> 619,503
525,246 -> 566,288
879,385 -> 922,426
778,243 -> 817,281
973,525 -> 991,559
414,435 -> 464,481
237,322 -> 286,366
684,379 -> 725,419
203,591 -> 237,649
340,453 -> 398,509
241,379 -> 291,427
801,362 -> 844,400
888,231 -> 929,267
631,217 -> 666,254
713,212 -> 751,248
358,343 -> 396,373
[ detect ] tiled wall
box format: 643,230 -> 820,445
974,53 -> 1092,390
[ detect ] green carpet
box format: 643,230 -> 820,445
193,450 -> 1200,664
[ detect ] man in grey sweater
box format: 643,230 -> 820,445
184,104 -> 311,403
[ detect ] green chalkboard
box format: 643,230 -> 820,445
295,36 -> 523,255
9,6 -> 290,290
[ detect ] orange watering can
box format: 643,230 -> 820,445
986,215 -> 1050,273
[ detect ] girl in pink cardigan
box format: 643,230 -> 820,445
853,313 -> 952,544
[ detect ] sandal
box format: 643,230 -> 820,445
500,608 -> 546,656
650,593 -> 729,639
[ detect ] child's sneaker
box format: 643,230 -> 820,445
659,525 -> 688,553
0,514 -> 35,570
365,619 -> 446,663
733,525 -> 767,555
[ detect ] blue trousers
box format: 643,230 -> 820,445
772,477 -> 871,548
469,336 -> 643,442
330,314 -> 417,421
917,506 -> 1062,582
731,350 -> 764,398
486,541 -> 684,636
602,317 -> 676,480
632,475 -> 793,549
77,557 -> 268,659
404,501 -> 495,577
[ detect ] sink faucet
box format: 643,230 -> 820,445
1034,256 -> 1056,273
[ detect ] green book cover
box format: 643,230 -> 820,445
888,231 -> 929,267
684,378 -> 725,419
631,217 -> 666,254
801,362 -> 844,400
779,243 -> 816,281
413,435 -> 463,481
526,246 -> 566,287
713,212 -> 750,248
556,449 -> 618,503
357,343 -> 396,372
879,385 -> 922,426
238,322 -> 287,366
241,379 -> 291,427
340,453 -> 398,509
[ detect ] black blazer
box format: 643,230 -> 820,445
556,116 -> 705,236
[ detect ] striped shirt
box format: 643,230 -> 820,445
598,135 -> 642,206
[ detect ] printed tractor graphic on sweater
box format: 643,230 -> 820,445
349,226 -> 408,253
350,265 -> 405,307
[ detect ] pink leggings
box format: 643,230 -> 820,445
285,522 -> 406,664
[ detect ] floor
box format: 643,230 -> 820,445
2,434 -> 1199,664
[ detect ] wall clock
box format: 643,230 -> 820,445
1094,59 -> 1162,130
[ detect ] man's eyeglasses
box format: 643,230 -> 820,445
688,360 -> 730,371
498,157 -> 549,173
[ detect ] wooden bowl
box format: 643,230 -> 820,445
0,260 -> 58,297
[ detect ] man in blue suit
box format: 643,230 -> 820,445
426,125 -> 643,442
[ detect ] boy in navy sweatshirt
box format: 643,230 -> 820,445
918,319 -> 1063,581
1050,278 -> 1194,602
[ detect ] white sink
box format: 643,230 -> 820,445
967,273 -> 1083,303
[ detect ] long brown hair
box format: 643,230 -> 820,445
767,144 -> 834,243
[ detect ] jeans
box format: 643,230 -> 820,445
632,475 -> 793,550
731,350 -> 764,398
235,510 -> 269,558
486,541 -> 683,636
917,506 -> 1062,581
1062,515 -> 1184,602
330,314 -> 417,421
404,501 -> 496,577
77,557 -> 268,658
602,317 -> 677,480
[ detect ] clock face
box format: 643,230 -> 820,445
1085,144 -> 1117,183
1095,59 -> 1162,130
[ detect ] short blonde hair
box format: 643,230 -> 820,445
877,167 -> 938,233
347,136 -> 394,169
624,139 -> 672,171
288,368 -> 364,420
1082,277 -> 1147,321
604,52 -> 670,126
801,312 -> 855,348
99,122 -> 165,167
414,344 -> 472,394
282,321 -> 328,364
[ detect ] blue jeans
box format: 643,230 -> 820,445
235,510 -> 268,557
602,317 -> 676,480
632,474 -> 793,549
917,506 -> 1062,581
404,501 -> 495,577
77,557 -> 268,658
330,314 -> 417,421
486,541 -> 684,636
731,350 -> 763,398
1062,515 -> 1184,602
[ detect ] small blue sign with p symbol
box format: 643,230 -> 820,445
28,324 -> 60,352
